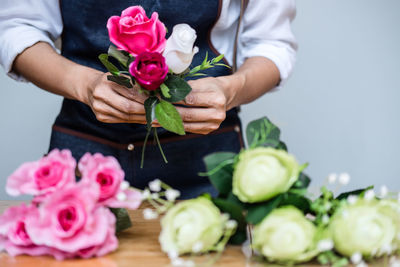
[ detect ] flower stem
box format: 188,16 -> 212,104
140,127 -> 152,168
154,127 -> 168,163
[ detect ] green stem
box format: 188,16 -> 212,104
140,127 -> 152,169
154,128 -> 168,164
198,158 -> 235,177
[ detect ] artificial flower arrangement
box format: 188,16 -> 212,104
0,150 -> 142,259
99,6 -> 228,167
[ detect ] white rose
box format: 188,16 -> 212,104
159,197 -> 224,254
163,24 -> 199,74
252,206 -> 319,263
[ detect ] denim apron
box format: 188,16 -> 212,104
50,0 -> 244,198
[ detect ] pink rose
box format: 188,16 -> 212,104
129,52 -> 168,90
79,153 -> 142,210
6,149 -> 76,200
0,203 -> 58,258
25,181 -> 117,254
107,6 -> 167,56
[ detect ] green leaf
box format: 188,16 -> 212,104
336,185 -> 374,200
203,152 -> 237,196
109,208 -> 132,233
144,97 -> 159,129
108,45 -> 129,68
245,195 -> 283,225
213,198 -> 246,229
276,141 -> 288,151
213,198 -> 247,245
160,83 -> 171,98
212,54 -> 224,63
292,172 -> 311,189
107,75 -> 133,88
98,54 -> 120,76
161,76 -> 192,103
246,117 -> 281,148
280,193 -> 311,213
155,100 -> 185,135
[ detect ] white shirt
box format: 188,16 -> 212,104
0,0 -> 297,87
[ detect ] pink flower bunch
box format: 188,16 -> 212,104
0,149 -> 142,260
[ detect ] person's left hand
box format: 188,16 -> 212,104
153,76 -> 235,135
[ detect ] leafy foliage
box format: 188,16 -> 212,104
155,100 -> 185,135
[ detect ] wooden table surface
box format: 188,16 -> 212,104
0,201 -> 381,267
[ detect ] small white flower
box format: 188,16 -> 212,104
305,213 -> 316,221
380,243 -> 393,254
347,195 -> 358,205
322,214 -> 330,224
380,185 -> 389,198
143,208 -> 158,220
116,192 -> 127,201
328,173 -> 337,184
226,220 -> 237,230
120,181 -> 130,190
142,189 -> 150,200
351,252 -> 362,264
317,239 -> 334,251
389,256 -> 400,267
221,213 -> 230,222
167,250 -> 179,259
171,258 -> 185,267
149,179 -> 162,192
338,172 -> 350,185
356,261 -> 368,267
364,189 -> 375,201
165,189 -> 180,201
151,193 -> 159,199
192,241 -> 203,253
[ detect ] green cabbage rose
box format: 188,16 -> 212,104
159,197 -> 224,254
232,147 -> 300,203
252,206 -> 319,263
329,198 -> 397,257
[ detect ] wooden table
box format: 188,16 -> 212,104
0,201 -> 380,267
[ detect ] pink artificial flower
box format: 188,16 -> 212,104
107,6 -> 167,56
25,181 -> 117,255
79,153 -> 142,210
0,203 -> 59,258
129,52 -> 169,91
6,149 -> 76,200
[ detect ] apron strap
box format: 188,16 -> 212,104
232,0 -> 249,73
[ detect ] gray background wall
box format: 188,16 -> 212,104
1,0 -> 399,199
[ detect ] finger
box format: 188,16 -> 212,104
111,83 -> 148,104
93,86 -> 145,115
175,106 -> 226,123
183,122 -> 220,135
95,113 -> 146,124
177,91 -> 226,108
92,101 -> 147,123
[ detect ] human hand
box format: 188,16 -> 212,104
85,72 -> 148,124
156,76 -> 236,134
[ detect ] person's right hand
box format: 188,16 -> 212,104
85,72 -> 148,124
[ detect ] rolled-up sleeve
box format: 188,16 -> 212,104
0,0 -> 62,81
238,0 -> 297,86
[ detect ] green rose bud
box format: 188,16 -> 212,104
253,206 -> 319,263
159,197 -> 224,254
232,147 -> 300,203
329,198 -> 397,257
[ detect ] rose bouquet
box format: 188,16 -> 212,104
0,150 -> 142,260
99,6 -> 228,167
198,116 -> 400,266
